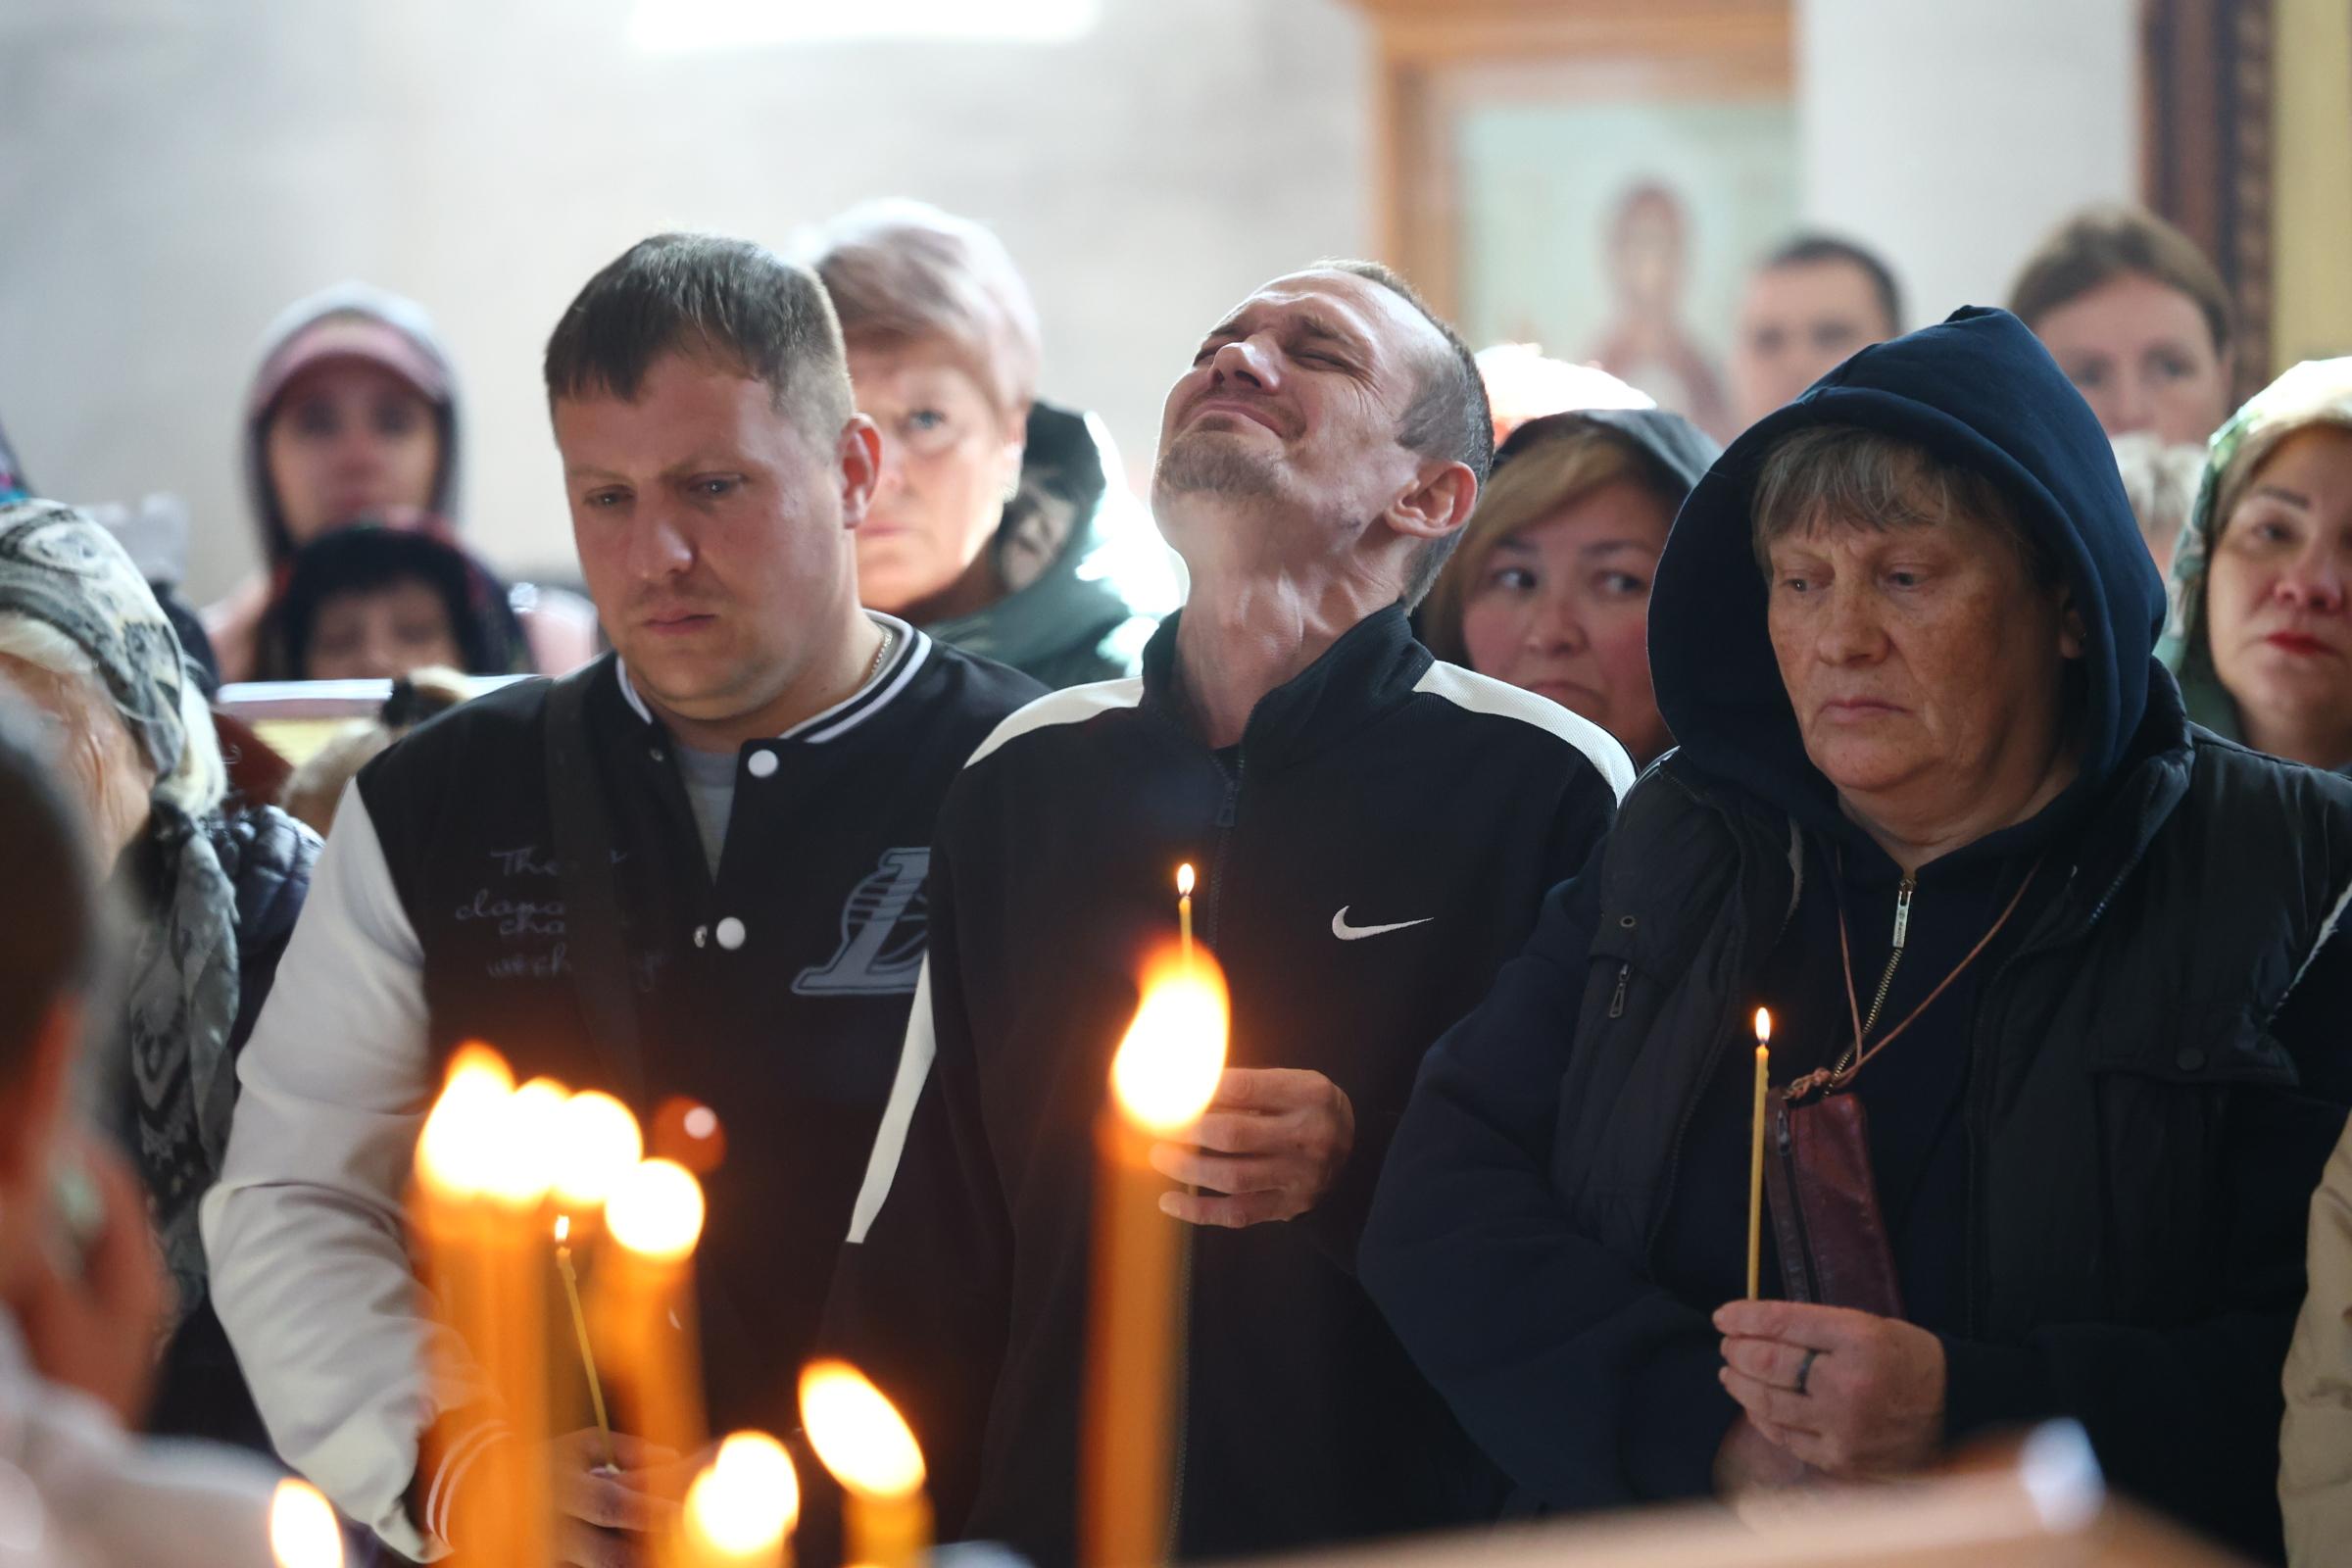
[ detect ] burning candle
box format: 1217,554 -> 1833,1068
1082,946 -> 1230,1568
800,1360 -> 930,1568
553,1089 -> 646,1209
599,1156 -> 709,1474
1748,1008 -> 1772,1301
413,1049 -> 558,1567
681,1431 -> 800,1568
1175,863 -> 1195,967
269,1480 -> 345,1568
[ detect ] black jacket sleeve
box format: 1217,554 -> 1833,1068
816,830 -> 1014,1537
1360,851 -> 1741,1512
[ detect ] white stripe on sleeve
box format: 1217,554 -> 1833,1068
845,958 -> 939,1245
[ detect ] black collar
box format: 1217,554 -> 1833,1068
1139,603 -> 1435,771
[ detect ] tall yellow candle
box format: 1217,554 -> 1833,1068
680,1431 -> 800,1568
1081,946 -> 1230,1568
412,1048 -> 556,1568
599,1157 -> 709,1477
801,1361 -> 931,1568
1748,1008 -> 1772,1301
549,1089 -> 642,1465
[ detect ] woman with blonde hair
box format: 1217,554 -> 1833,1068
798,200 -> 1174,687
1421,407 -> 1717,766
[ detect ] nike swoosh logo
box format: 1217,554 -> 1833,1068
1332,906 -> 1436,942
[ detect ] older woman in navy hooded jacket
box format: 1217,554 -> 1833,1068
1361,309 -> 2352,1561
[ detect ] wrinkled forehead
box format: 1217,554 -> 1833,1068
1208,269 -> 1437,363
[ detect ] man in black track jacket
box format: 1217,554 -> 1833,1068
824,261 -> 1633,1564
201,235 -> 1042,1562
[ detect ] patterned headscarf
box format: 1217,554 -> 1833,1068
0,500 -> 237,1327
2156,357 -> 2352,742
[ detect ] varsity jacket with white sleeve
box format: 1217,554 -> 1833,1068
821,606 -> 1632,1565
200,622 -> 1041,1558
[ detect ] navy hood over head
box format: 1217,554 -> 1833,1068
1647,306 -> 2168,839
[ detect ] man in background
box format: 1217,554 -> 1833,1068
1727,232 -> 1904,430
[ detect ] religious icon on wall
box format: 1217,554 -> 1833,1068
1356,0 -> 1795,443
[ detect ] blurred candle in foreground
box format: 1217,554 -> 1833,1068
269,1480 -> 344,1568
413,1048 -> 555,1568
553,1089 -> 645,1210
1749,1008 -> 1772,1301
801,1360 -> 930,1568
1083,946 -> 1230,1568
598,1156 -> 709,1472
681,1431 -> 800,1568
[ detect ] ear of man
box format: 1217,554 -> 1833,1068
1382,461 -> 1480,546
834,414 -> 883,532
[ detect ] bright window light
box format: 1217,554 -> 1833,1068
630,0 -> 1102,52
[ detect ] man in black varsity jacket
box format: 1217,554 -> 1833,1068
199,235 -> 1042,1562
825,262 -> 1634,1564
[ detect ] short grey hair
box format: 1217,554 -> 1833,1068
796,199 -> 1043,418
1749,423 -> 2056,586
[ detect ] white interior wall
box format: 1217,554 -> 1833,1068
1796,0 -> 2140,332
0,0 -> 2146,605
0,0 -> 1371,601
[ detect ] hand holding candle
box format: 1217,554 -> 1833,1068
1748,1008 -> 1772,1302
801,1361 -> 930,1568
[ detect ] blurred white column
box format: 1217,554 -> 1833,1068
1796,0 -> 2140,331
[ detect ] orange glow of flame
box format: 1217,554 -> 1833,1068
416,1045 -> 516,1197
605,1157 -> 705,1261
1754,1007 -> 1773,1046
552,1091 -> 645,1208
800,1359 -> 927,1498
269,1479 -> 345,1568
683,1431 -> 801,1554
1175,863 -> 1195,898
480,1076 -> 569,1206
1109,946 -> 1229,1137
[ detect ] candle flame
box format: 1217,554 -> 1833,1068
416,1046 -> 516,1197
552,1091 -> 645,1208
1109,946 -> 1229,1137
269,1479 -> 345,1568
1754,1007 -> 1773,1045
480,1076 -> 569,1206
800,1359 -> 927,1498
554,1214 -> 571,1245
605,1157 -> 705,1261
684,1431 -> 800,1554
1175,863 -> 1195,898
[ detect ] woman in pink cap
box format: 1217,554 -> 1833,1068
201,282 -> 597,679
